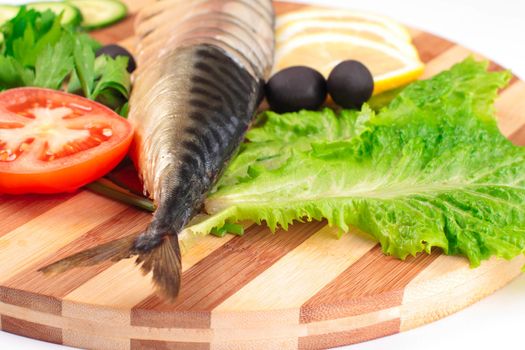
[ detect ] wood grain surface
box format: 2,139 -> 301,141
1,1 -> 525,349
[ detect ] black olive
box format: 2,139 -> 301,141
96,44 -> 137,73
265,66 -> 327,113
327,60 -> 374,109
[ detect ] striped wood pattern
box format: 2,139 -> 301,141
1,1 -> 525,349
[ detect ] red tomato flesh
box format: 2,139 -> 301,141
0,88 -> 133,194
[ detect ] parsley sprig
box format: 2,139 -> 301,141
0,7 -> 130,114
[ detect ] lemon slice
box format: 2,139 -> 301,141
276,19 -> 419,59
274,33 -> 424,95
276,8 -> 412,43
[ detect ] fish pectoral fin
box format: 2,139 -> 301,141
38,234 -> 138,275
135,235 -> 182,301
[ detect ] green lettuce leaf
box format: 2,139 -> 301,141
192,58 -> 525,267
218,107 -> 372,186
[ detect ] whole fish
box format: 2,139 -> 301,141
41,0 -> 275,299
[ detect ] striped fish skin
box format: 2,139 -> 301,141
40,0 -> 274,300
129,0 -> 274,246
129,44 -> 262,251
127,0 -> 275,297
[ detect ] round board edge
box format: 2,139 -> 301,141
1,1 -> 524,350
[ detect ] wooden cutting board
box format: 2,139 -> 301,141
1,1 -> 525,350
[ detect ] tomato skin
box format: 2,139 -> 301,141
0,88 -> 133,194
0,136 -> 131,194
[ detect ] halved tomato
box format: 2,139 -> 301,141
0,88 -> 133,194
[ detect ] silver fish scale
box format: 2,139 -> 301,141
134,0 -> 274,80
128,0 -> 274,237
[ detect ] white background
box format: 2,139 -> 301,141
1,0 -> 525,349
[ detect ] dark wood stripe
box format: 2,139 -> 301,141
300,245 -> 440,323
0,287 -> 61,315
412,33 -> 455,63
131,221 -> 325,328
0,193 -> 74,237
298,319 -> 400,350
3,207 -> 149,300
508,123 -> 525,146
131,339 -> 210,350
275,2 -> 305,15
1,316 -> 62,345
91,14 -> 137,44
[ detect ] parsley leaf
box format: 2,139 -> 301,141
0,55 -> 33,90
92,55 -> 130,99
0,7 -> 131,112
73,34 -> 95,98
33,33 -> 74,89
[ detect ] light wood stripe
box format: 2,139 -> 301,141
0,191 -> 128,284
300,245 -> 439,324
305,306 -> 400,336
298,319 -> 400,350
0,207 -> 149,325
61,232 -> 241,349
407,28 -> 423,38
131,221 -> 323,329
64,260 -> 155,309
131,339 -> 209,350
0,300 -> 406,342
497,81 -> 525,137
3,207 -> 149,296
401,254 -> 525,331
0,193 -> 73,237
64,330 -> 130,350
421,45 -> 477,78
211,338 -> 297,350
63,234 -> 238,308
211,226 -> 376,329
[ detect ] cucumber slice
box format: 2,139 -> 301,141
69,0 -> 127,30
0,5 -> 19,27
26,2 -> 82,27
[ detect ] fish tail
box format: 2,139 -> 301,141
39,234 -> 138,274
40,231 -> 182,300
135,234 -> 182,300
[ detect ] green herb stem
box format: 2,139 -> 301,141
86,178 -> 155,212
